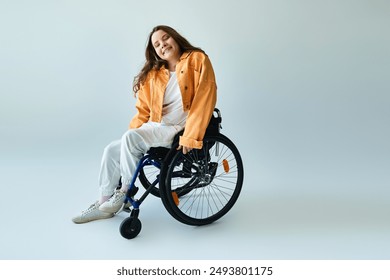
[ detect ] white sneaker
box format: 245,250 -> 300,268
72,201 -> 114,224
99,190 -> 126,214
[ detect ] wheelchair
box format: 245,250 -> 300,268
118,108 -> 244,239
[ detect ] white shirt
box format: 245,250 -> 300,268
161,71 -> 187,127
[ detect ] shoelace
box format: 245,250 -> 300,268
112,191 -> 128,214
82,202 -> 99,215
109,191 -> 125,204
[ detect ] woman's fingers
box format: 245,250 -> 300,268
177,145 -> 192,154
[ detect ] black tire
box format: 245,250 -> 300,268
160,134 -> 244,226
119,217 -> 142,239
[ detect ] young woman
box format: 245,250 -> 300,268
72,25 -> 217,223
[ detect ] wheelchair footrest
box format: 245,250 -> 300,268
122,206 -> 131,213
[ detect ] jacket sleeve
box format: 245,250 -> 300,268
179,55 -> 217,149
129,82 -> 151,129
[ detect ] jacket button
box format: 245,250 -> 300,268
184,86 -> 188,90
181,71 -> 184,74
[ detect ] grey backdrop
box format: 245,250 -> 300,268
1,0 -> 389,259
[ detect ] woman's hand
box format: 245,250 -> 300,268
177,145 -> 192,154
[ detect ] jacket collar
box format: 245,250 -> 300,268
179,51 -> 192,60
157,51 -> 191,72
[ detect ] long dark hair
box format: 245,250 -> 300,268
133,25 -> 204,94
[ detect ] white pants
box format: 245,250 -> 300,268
98,122 -> 183,196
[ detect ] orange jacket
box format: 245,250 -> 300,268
129,51 -> 217,149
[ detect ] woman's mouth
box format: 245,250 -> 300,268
162,47 -> 171,55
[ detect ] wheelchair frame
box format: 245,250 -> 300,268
118,109 -> 244,239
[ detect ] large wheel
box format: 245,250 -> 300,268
160,134 -> 244,226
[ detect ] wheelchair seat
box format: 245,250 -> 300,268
147,147 -> 170,162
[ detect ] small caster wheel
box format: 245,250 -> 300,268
120,217 -> 142,239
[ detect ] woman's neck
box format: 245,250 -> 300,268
167,52 -> 181,71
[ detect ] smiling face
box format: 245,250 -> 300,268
151,29 -> 181,70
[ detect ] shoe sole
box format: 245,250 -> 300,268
72,213 -> 114,224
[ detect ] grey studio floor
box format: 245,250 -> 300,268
1,145 -> 389,260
